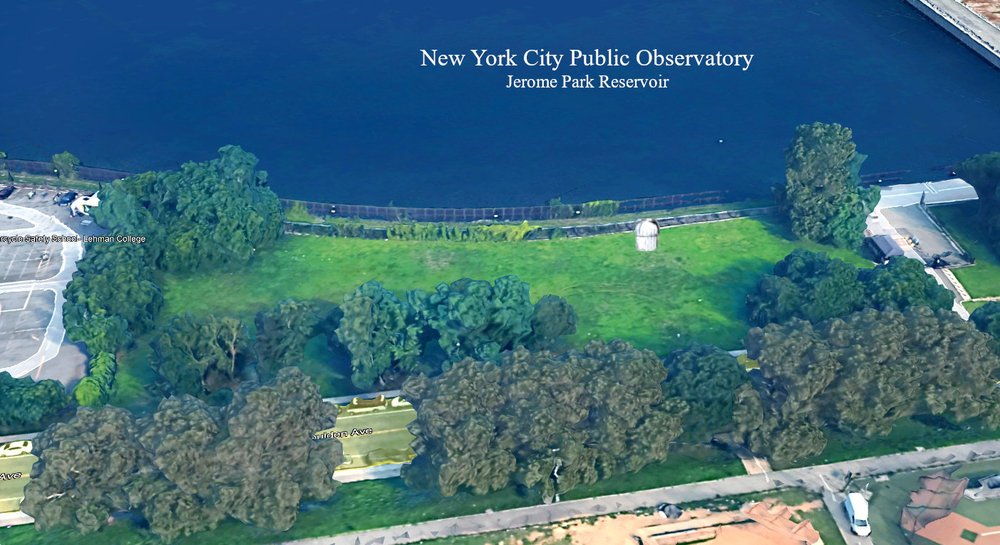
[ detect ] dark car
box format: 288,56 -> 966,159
0,185 -> 15,200
54,191 -> 78,206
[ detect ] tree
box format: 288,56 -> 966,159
529,294 -> 578,348
747,249 -> 865,325
336,281 -> 425,389
23,368 -> 342,542
73,352 -> 117,407
408,275 -> 536,362
740,307 -> 1000,463
21,407 -> 150,535
94,146 -> 283,272
747,250 -> 953,326
957,152 -> 1000,256
402,341 -> 687,499
971,302 -> 1000,353
255,299 -> 321,380
859,256 -> 954,312
775,122 -> 879,248
150,314 -> 255,399
51,151 -> 80,180
0,373 -> 70,435
663,345 -> 750,441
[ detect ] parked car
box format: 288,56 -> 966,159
0,185 -> 15,200
844,492 -> 871,537
54,191 -> 78,206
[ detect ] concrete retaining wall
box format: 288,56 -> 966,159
904,0 -> 1000,69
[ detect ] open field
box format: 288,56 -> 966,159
161,216 -> 867,354
0,444 -> 742,545
932,203 -> 1000,300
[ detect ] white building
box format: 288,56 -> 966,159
635,219 -> 659,252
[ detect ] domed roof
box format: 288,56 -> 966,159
635,219 -> 659,237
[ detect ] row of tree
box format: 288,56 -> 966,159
401,341 -> 689,500
22,368 -> 341,543
145,276 -> 576,400
736,306 -> 1000,463
336,277 -> 576,388
747,249 -> 954,326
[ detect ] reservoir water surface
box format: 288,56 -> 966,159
2,0 -> 999,206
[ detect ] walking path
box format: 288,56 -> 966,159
282,439 -> 1000,545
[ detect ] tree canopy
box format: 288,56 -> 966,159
93,145 -> 283,272
332,276 -> 578,389
747,250 -> 953,326
150,313 -> 255,400
0,372 -> 70,435
22,368 -> 341,542
957,152 -> 1000,256
738,307 -> 1000,463
401,341 -> 687,500
775,122 -> 879,248
663,344 -> 750,442
254,299 -> 321,380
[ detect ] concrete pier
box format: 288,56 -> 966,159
904,0 -> 1000,69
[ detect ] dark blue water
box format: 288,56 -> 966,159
2,0 -> 999,206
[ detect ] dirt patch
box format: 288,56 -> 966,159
918,512 -> 1000,545
962,1 -> 1000,26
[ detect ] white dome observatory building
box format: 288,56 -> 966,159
635,219 -> 660,252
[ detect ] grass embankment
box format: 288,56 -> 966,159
0,444 -> 741,545
932,203 -> 1000,300
149,217 -> 865,401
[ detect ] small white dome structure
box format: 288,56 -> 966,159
635,219 -> 659,252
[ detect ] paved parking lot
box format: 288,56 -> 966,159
0,189 -> 90,384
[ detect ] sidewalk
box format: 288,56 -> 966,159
282,439 -> 1000,545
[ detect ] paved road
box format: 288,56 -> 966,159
283,439 -> 1000,545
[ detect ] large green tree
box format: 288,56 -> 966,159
739,307 -> 1000,463
408,275 -> 536,362
150,313 -> 255,399
254,299 -> 321,380
747,250 -> 953,326
663,345 -> 750,441
957,152 -> 1000,256
336,281 -> 425,389
971,301 -> 1000,354
402,341 -> 687,500
22,368 -> 342,542
0,372 -> 70,435
94,146 -> 283,272
775,122 -> 879,248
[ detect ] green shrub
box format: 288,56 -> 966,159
73,352 -> 117,407
580,200 -> 620,217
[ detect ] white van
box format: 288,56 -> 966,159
844,492 -> 871,537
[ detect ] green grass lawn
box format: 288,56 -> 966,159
147,217 -> 866,401
162,216 -> 865,354
931,204 -> 1000,299
0,444 -> 741,545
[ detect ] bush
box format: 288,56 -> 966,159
73,353 -> 117,407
